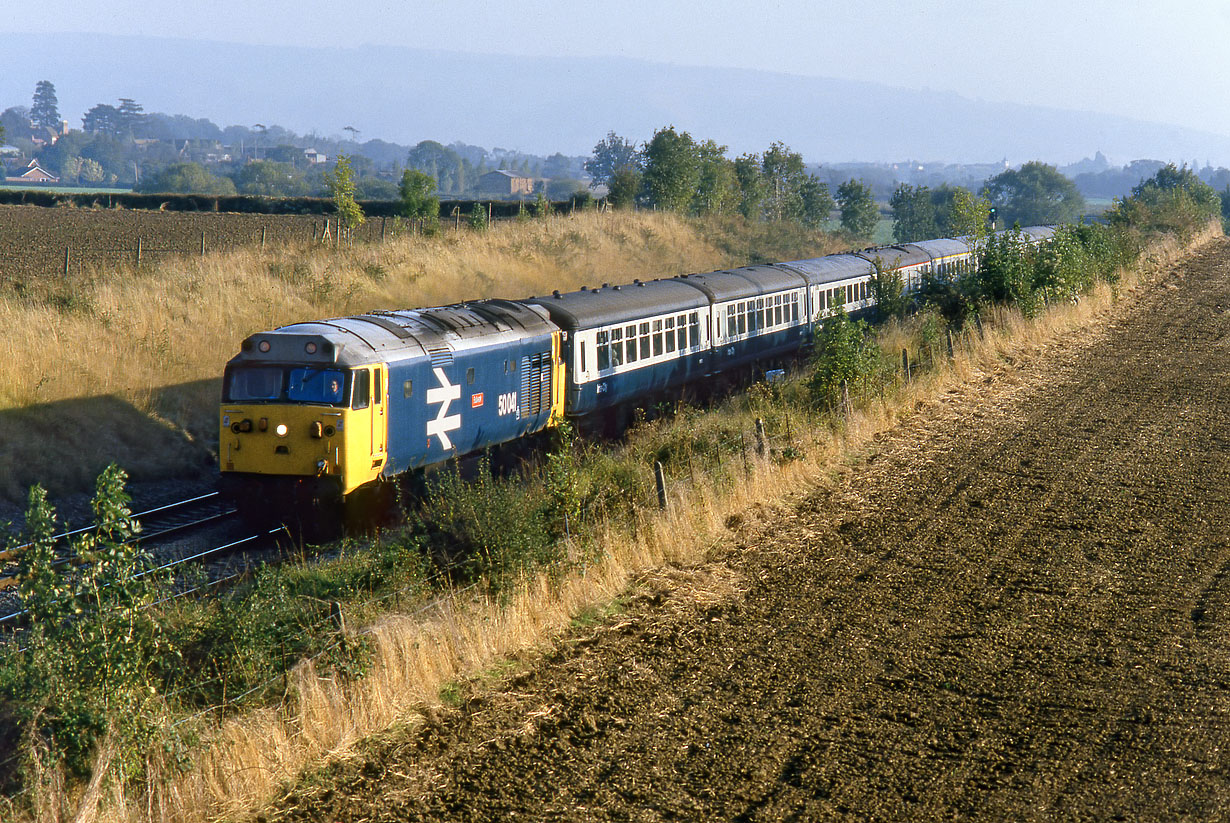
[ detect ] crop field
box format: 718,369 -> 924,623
267,240 -> 1230,821
0,204 -> 409,282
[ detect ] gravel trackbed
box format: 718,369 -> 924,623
267,239 -> 1230,822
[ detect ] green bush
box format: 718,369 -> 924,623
807,310 -> 889,410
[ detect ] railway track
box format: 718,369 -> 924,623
0,492 -> 287,624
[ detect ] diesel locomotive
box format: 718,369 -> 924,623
219,227 -> 1055,528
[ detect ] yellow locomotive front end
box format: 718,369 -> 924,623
219,331 -> 389,533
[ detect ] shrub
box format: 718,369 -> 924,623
807,310 -> 888,410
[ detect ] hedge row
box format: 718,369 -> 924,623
0,189 -> 589,217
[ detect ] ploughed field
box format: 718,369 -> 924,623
0,204 -> 377,281
270,240 -> 1230,821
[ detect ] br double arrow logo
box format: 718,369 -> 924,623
426,367 -> 462,449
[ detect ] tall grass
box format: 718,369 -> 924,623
11,221 -> 1213,823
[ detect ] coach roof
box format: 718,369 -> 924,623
524,279 -> 709,330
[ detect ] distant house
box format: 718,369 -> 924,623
477,170 -> 535,197
5,159 -> 59,184
303,148 -> 327,165
0,145 -> 20,157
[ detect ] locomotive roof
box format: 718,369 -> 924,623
523,279 -> 708,331
673,265 -> 806,302
776,254 -> 874,284
230,299 -> 554,368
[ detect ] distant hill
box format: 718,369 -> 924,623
5,32 -> 1230,165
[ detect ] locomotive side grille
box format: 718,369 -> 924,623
519,352 -> 551,418
427,346 -> 454,367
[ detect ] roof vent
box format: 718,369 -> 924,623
613,285 -> 621,290
602,282 -> 610,288
553,290 -> 561,298
637,281 -> 645,286
633,278 -> 641,284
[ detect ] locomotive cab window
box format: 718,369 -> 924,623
403,379 -> 413,398
467,367 -> 475,385
225,365 -> 282,401
374,369 -> 383,404
352,369 -> 370,410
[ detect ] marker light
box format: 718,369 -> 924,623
276,424 -> 288,437
305,342 -> 318,354
258,340 -> 271,353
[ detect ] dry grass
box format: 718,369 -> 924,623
37,226 -> 1215,823
0,211 -> 841,501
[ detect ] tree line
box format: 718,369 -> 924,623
584,128 -> 887,238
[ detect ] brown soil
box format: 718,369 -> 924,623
265,240 -> 1230,821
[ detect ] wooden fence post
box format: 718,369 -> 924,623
755,418 -> 766,457
200,231 -> 206,257
63,246 -> 70,277
654,461 -> 668,510
136,237 -> 142,267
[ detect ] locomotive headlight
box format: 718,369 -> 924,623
275,423 -> 288,437
305,341 -> 318,354
258,340 -> 271,353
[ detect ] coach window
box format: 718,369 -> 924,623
736,303 -> 746,335
792,293 -> 800,322
374,369 -> 383,404
677,314 -> 687,350
726,306 -> 737,338
640,322 -> 651,359
689,313 -> 700,348
653,320 -> 664,356
580,342 -> 586,373
664,317 -> 677,353
625,325 -> 638,363
610,328 -> 623,367
352,369 -> 370,410
597,330 -> 611,371
758,298 -> 767,329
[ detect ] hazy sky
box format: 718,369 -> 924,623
9,0 -> 1230,136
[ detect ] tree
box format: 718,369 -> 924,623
798,175 -> 835,228
235,160 -> 310,196
694,140 -> 738,216
890,183 -> 941,242
947,187 -> 992,244
80,158 -> 105,184
762,142 -> 807,221
137,162 -> 236,195
734,153 -> 765,219
982,161 -> 1086,226
406,140 -> 469,194
82,103 -> 121,137
642,125 -> 700,212
606,167 -> 642,209
398,169 -> 439,218
836,179 -> 878,239
325,154 -> 365,235
31,80 -> 60,131
117,98 -> 146,139
584,131 -> 640,188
